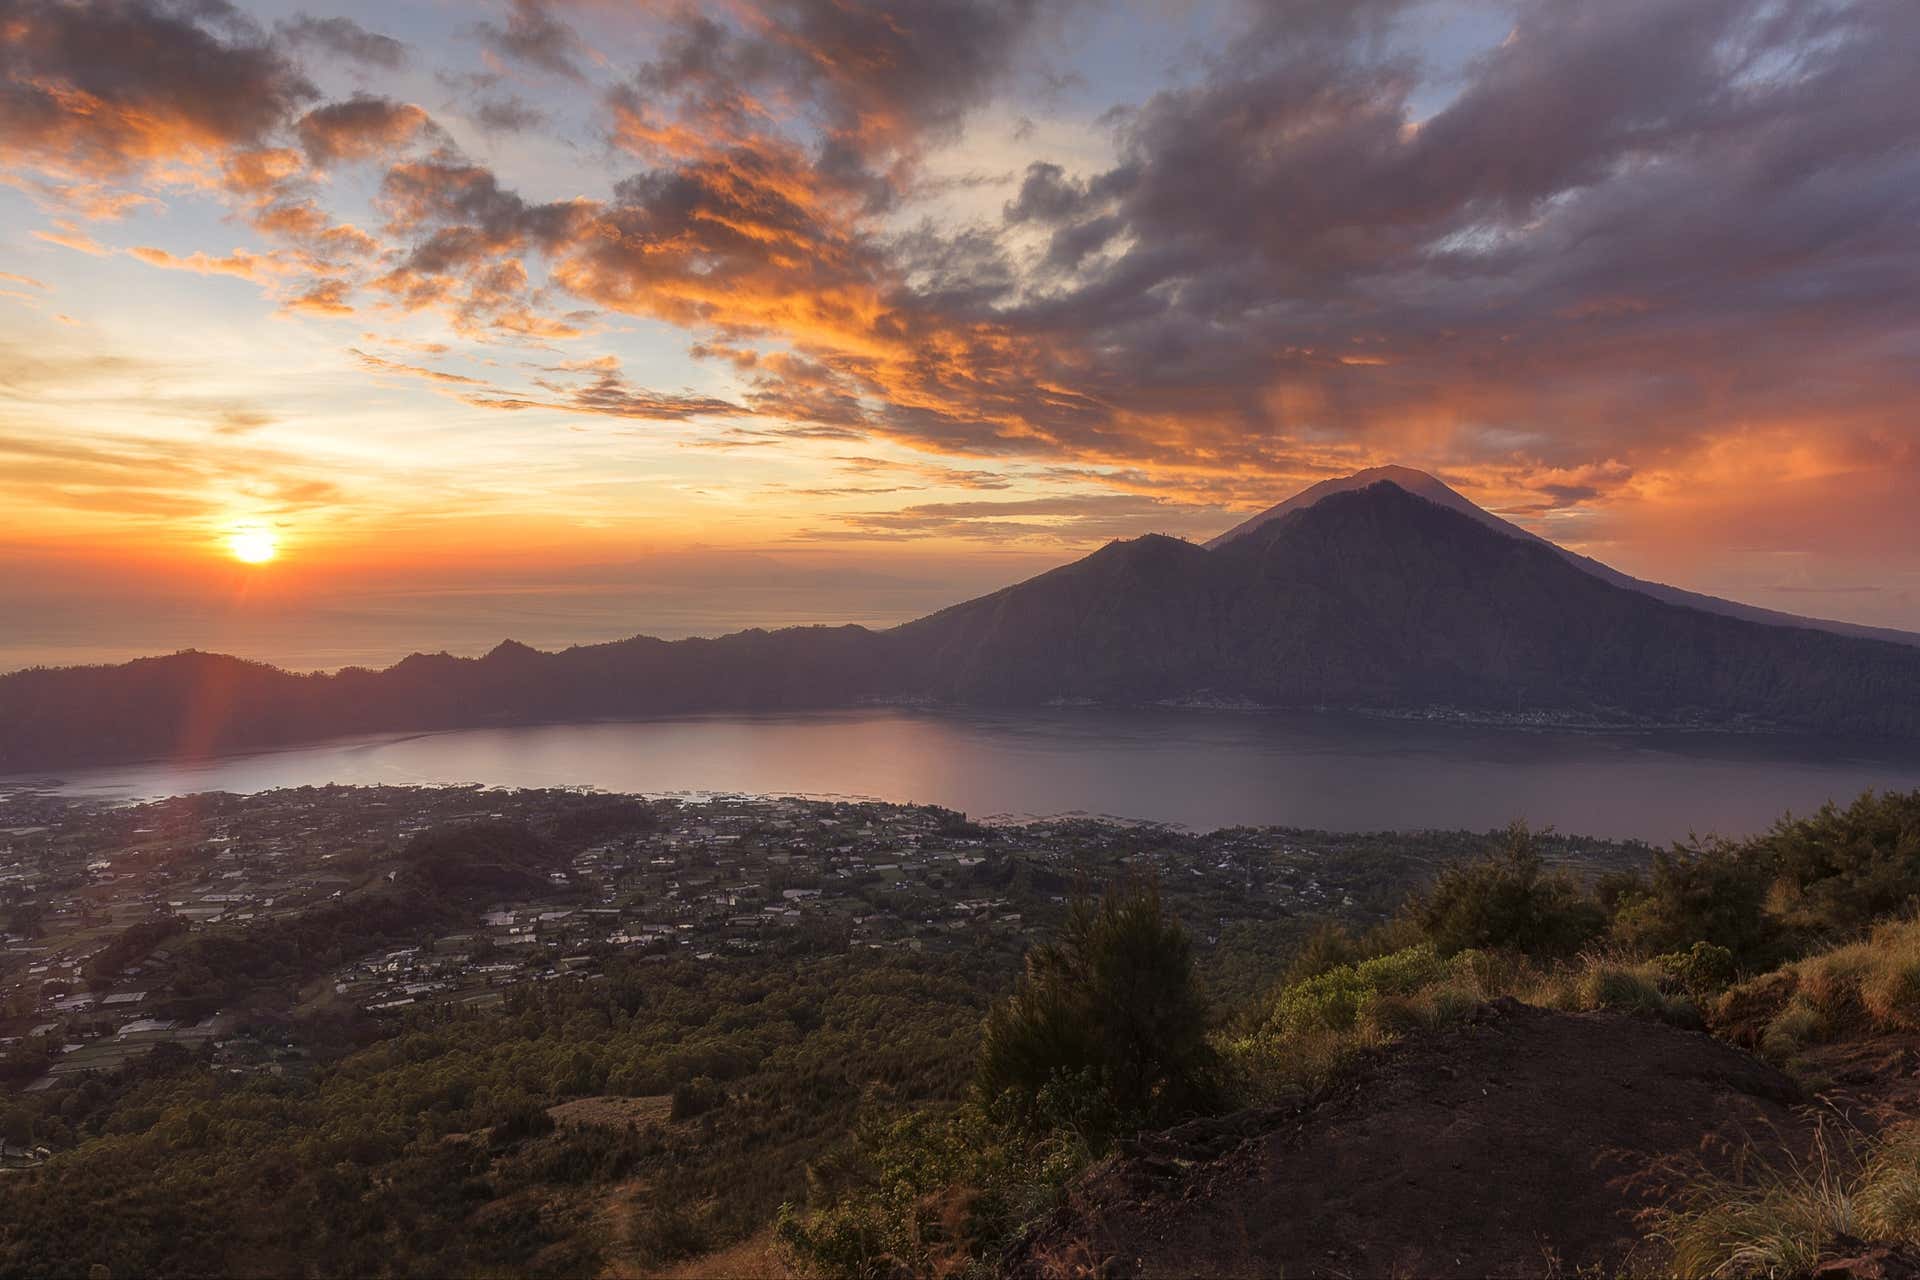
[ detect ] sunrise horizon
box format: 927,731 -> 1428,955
5,0 -> 1920,670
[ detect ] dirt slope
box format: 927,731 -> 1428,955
1010,999 -> 1809,1279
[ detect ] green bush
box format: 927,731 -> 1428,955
1611,841 -> 1781,968
976,879 -> 1218,1147
1266,945 -> 1447,1037
1617,791 -> 1920,970
776,1106 -> 1086,1280
1657,941 -> 1738,996
1410,823 -> 1607,958
1763,791 -> 1920,937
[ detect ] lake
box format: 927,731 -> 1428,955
8,707 -> 1918,844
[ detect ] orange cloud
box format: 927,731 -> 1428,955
283,279 -> 356,316
129,246 -> 294,282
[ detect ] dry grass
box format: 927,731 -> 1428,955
1645,1115 -> 1920,1279
1526,952 -> 1697,1025
1646,1123 -> 1863,1279
1222,947 -> 1701,1105
1640,917 -> 1920,1275
1729,916 -> 1920,1059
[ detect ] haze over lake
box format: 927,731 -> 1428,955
10,708 -> 1917,844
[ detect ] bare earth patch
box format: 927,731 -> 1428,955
1010,998 -> 1811,1279
549,1095 -> 674,1130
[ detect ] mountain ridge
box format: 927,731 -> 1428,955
7,476 -> 1920,770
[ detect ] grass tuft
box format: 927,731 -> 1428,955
1646,1124 -> 1863,1280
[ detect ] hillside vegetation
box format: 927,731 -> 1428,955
2,789 -> 1918,1278
779,789 -> 1920,1278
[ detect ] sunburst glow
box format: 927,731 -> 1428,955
228,529 -> 278,565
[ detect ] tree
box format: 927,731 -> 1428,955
1412,822 -> 1606,958
976,878 -> 1217,1146
1610,839 -> 1779,968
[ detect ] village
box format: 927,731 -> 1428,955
0,781 -> 1637,1140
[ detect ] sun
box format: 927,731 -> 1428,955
228,528 -> 278,565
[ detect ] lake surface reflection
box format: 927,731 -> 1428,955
9,707 -> 1918,843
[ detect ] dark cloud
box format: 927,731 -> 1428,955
278,14 -> 409,69
525,355 -> 742,420
877,0 -> 1920,503
473,0 -> 585,80
370,156 -> 596,337
0,0 -> 316,187
473,92 -> 546,134
611,0 -> 1068,191
296,95 -> 438,164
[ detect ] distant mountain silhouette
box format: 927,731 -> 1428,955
6,477 -> 1920,770
1209,466 -> 1920,647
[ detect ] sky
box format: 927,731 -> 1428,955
2,0 -> 1919,671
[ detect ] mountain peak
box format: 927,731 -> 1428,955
1204,465 -> 1487,550
483,638 -> 543,662
1205,465 -> 1920,647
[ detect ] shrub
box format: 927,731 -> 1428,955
1221,946 -> 1473,1104
1358,994 -> 1430,1039
1523,954 -> 1696,1026
1611,840 -> 1781,969
1761,995 -> 1829,1059
1762,791 -> 1920,937
976,879 -> 1218,1146
1577,963 -> 1682,1021
1859,1123 -> 1920,1240
1619,791 -> 1920,970
1273,917 -> 1425,988
1266,945 -> 1447,1037
776,1105 -> 1086,1280
1279,922 -> 1370,986
1220,1024 -> 1369,1104
1411,823 -> 1607,958
1657,941 -> 1738,996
